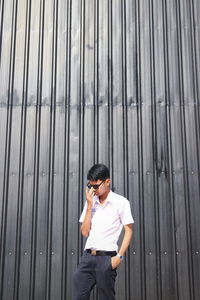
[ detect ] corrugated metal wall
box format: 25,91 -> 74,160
0,0 -> 200,299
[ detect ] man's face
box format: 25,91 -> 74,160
87,178 -> 110,197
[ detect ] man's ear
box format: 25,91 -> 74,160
105,178 -> 111,186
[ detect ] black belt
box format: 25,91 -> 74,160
86,249 -> 117,257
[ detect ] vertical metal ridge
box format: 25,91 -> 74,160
176,1 -> 194,299
0,0 -> 5,63
108,0 -> 114,183
61,0 -> 71,298
121,1 -> 129,298
45,0 -> 58,299
77,0 -> 85,262
0,0 -> 18,298
184,0 -> 199,297
29,0 -> 45,299
149,0 -> 162,298
94,0 -> 99,163
13,0 -> 32,299
121,0 -> 128,197
190,0 -> 200,196
173,3 -> 184,299
190,2 -> 200,293
136,0 -> 145,299
61,105 -> 70,300
162,0 -> 179,299
173,2 -> 187,299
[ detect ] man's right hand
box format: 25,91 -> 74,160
85,185 -> 94,208
80,186 -> 94,237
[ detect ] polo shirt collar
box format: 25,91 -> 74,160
93,190 -> 113,205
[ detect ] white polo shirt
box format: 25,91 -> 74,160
79,190 -> 134,251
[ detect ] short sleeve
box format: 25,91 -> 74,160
120,199 -> 134,225
79,202 -> 87,223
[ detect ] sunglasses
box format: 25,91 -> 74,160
87,180 -> 104,190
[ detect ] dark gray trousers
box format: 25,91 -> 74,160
72,252 -> 117,300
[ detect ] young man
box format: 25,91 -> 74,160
73,164 -> 134,300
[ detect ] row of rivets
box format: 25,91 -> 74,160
130,251 -> 200,255
129,171 -> 198,175
7,251 -> 200,256
8,251 -> 55,255
9,171 -> 199,177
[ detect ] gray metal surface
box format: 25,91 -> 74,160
0,0 -> 200,299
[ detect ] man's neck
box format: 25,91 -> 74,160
99,189 -> 110,204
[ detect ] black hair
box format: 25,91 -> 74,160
87,164 -> 110,181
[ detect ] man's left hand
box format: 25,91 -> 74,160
111,256 -> 121,269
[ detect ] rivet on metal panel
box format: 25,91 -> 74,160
176,251 -> 179,255
42,172 -> 45,176
40,252 -> 43,255
54,173 -> 57,176
132,251 -> 136,255
131,101 -> 137,107
24,252 -> 28,255
146,171 -> 150,175
149,252 -> 152,255
191,171 -> 194,175
51,251 -> 55,255
164,252 -> 167,255
71,251 -> 74,255
195,251 -> 199,255
9,252 -> 12,256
